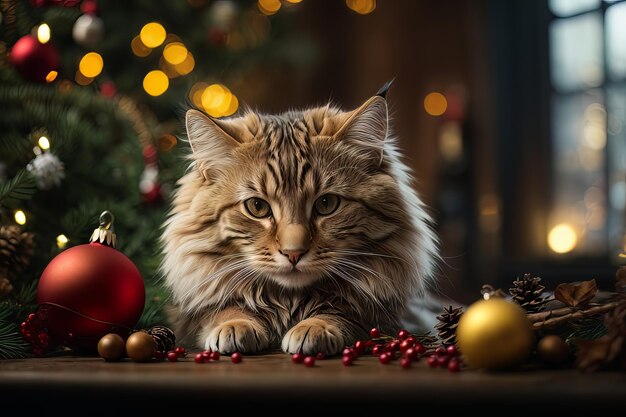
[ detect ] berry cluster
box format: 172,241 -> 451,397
427,345 -> 463,372
194,349 -> 242,364
155,346 -> 187,362
342,328 -> 429,368
21,312 -> 54,357
291,352 -> 325,367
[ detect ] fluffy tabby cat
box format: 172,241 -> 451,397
161,87 -> 438,355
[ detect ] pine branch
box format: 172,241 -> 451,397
528,298 -> 626,330
0,306 -> 29,359
0,168 -> 36,208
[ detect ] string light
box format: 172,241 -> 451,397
201,84 -> 238,117
143,70 -> 169,96
424,92 -> 447,116
547,223 -> 578,254
131,35 -> 152,57
38,136 -> 50,150
346,0 -> 376,15
286,0 -> 303,3
45,71 -> 58,83
37,23 -> 51,44
140,22 -> 166,48
75,70 -> 94,86
163,42 -> 188,65
189,82 -> 208,108
174,51 -> 194,75
258,0 -> 281,15
14,210 -> 26,225
56,234 -> 68,249
79,52 -> 103,78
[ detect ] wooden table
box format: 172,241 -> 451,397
1,352 -> 624,415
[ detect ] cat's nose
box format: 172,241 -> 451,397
279,249 -> 308,265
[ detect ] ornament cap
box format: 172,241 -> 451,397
89,210 -> 117,247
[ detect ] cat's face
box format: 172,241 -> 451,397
185,96 -> 408,289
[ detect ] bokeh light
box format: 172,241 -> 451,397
547,223 -> 578,254
140,22 -> 166,48
37,23 -> 51,44
201,84 -> 238,117
45,71 -> 58,83
38,136 -> 50,150
131,35 -> 152,57
143,70 -> 169,96
79,52 -> 104,78
163,42 -> 188,65
56,234 -> 68,249
258,0 -> 282,15
346,0 -> 376,15
189,82 -> 208,108
75,70 -> 94,86
174,51 -> 195,75
14,210 -> 26,225
424,92 -> 448,116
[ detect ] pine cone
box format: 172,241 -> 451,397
0,276 -> 13,297
435,305 -> 463,346
576,303 -> 626,372
0,225 -> 34,281
509,273 -> 546,313
148,325 -> 176,353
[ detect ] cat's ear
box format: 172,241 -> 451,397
185,109 -> 240,182
334,95 -> 388,167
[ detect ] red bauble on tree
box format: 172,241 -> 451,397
9,35 -> 59,83
36,211 -> 145,351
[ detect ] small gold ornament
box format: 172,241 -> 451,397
97,333 -> 125,362
537,335 -> 569,365
125,331 -> 155,362
457,298 -> 534,370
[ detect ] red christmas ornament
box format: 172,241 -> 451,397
37,211 -> 145,351
9,35 -> 59,83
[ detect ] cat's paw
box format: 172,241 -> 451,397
205,319 -> 269,354
281,317 -> 344,356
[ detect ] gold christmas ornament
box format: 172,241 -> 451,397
456,298 -> 534,370
125,331 -> 155,362
97,333 -> 125,362
537,335 -> 569,365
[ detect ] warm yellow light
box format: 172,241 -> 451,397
37,23 -> 51,44
140,22 -> 166,48
163,42 -> 188,65
131,35 -> 152,57
190,82 -> 208,108
548,224 -> 578,254
424,92 -> 448,116
38,136 -> 50,150
14,210 -> 26,225
75,70 -> 94,86
79,52 -> 104,78
286,0 -> 303,3
346,0 -> 376,15
174,51 -> 194,75
258,0 -> 282,15
201,84 -> 232,117
223,94 -> 238,117
45,71 -> 58,83
143,70 -> 169,96
56,234 -> 68,249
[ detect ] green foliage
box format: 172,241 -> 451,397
0,307 -> 29,359
0,169 -> 36,209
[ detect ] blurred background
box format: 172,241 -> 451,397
0,0 -> 625,325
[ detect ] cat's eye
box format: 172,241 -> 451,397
314,194 -> 340,216
244,198 -> 272,218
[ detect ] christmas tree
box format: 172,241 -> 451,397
0,0 -> 309,359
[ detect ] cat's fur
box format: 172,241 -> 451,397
161,91 -> 438,355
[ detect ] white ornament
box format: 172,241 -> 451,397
209,0 -> 238,30
27,152 -> 65,190
72,14 -> 104,48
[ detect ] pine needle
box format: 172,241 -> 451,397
0,169 -> 36,208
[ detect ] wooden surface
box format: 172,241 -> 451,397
1,352 -> 625,414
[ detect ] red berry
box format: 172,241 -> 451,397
231,352 -> 242,363
292,353 -> 304,364
414,342 -> 426,354
406,336 -> 416,345
201,351 -> 211,361
194,353 -> 204,363
446,345 -> 458,357
167,352 -> 178,362
342,348 -> 355,358
435,346 -> 447,356
28,313 -> 36,321
342,355 -> 354,366
399,339 -> 413,352
354,340 -> 365,354
448,358 -> 461,373
400,357 -> 412,369
437,355 -> 449,367
372,344 -> 383,356
175,346 -> 186,356
20,322 -> 27,330
404,347 -> 418,361
303,356 -> 315,367
210,351 -> 220,361
316,352 -> 325,360
379,353 -> 391,364
398,329 -> 410,340
389,340 -> 400,351
370,328 -> 380,338
427,355 -> 438,368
